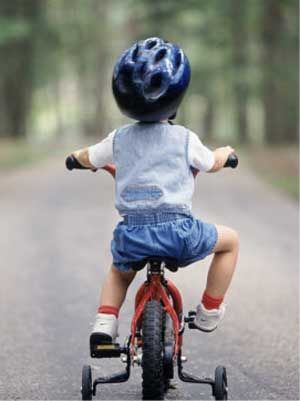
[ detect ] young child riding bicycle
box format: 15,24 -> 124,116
66,37 -> 239,346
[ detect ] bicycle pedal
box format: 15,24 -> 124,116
90,343 -> 122,358
184,310 -> 196,324
188,321 -> 198,330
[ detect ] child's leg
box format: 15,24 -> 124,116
205,225 -> 239,299
195,225 -> 239,332
90,265 -> 136,345
99,264 -> 136,310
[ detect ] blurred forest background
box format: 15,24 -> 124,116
0,0 -> 299,196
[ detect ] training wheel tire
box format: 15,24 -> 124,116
214,366 -> 228,400
82,365 -> 93,400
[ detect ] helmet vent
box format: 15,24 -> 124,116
150,72 -> 162,88
155,48 -> 167,62
145,39 -> 157,49
131,45 -> 139,61
140,62 -> 147,77
119,64 -> 132,92
175,51 -> 183,70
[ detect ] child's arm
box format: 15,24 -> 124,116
209,146 -> 235,172
188,131 -> 235,174
66,130 -> 115,171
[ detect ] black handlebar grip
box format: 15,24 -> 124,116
65,155 -> 89,170
224,153 -> 238,168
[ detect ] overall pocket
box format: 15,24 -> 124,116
121,184 -> 163,202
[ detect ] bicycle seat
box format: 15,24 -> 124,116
131,256 -> 179,272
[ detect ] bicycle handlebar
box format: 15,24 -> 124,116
65,155 -> 116,176
65,153 -> 239,174
224,153 -> 238,168
65,155 -> 88,170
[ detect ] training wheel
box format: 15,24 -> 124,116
81,365 -> 93,400
214,366 -> 228,400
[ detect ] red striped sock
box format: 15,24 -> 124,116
97,305 -> 119,318
202,291 -> 223,310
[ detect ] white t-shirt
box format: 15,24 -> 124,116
88,129 -> 214,172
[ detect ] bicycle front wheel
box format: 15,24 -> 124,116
141,300 -> 164,400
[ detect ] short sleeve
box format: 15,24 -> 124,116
188,130 -> 215,172
88,130 -> 115,168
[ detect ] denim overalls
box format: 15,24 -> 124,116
111,122 -> 217,271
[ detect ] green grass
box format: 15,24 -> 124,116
242,144 -> 299,200
0,139 -> 45,170
0,138 -> 71,170
270,176 -> 299,199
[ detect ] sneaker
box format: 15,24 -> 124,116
90,313 -> 119,345
193,302 -> 226,332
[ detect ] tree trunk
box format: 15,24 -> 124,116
203,98 -> 215,142
0,0 -> 41,138
91,0 -> 109,136
230,0 -> 249,143
260,0 -> 297,144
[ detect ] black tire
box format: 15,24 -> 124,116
141,300 -> 164,400
214,366 -> 228,400
82,365 -> 93,400
163,313 -> 174,392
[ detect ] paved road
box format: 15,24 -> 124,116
0,158 -> 298,400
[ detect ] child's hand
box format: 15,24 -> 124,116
65,148 -> 98,171
73,148 -> 96,169
210,146 -> 235,172
218,146 -> 235,163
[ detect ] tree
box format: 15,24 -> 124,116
261,0 -> 299,144
229,0 -> 249,143
0,0 -> 42,138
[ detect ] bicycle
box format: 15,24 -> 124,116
66,153 -> 238,400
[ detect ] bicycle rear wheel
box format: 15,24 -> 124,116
141,300 -> 164,400
163,313 -> 174,392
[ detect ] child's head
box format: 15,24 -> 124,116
112,37 -> 190,122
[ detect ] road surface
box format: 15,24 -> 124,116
0,157 -> 298,400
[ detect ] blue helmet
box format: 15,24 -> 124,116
112,37 -> 191,122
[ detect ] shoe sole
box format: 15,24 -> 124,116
90,332 -> 113,346
193,321 -> 218,333
196,326 -> 217,333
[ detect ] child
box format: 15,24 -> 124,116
66,37 -> 239,346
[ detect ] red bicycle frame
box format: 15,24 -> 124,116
130,269 -> 183,356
